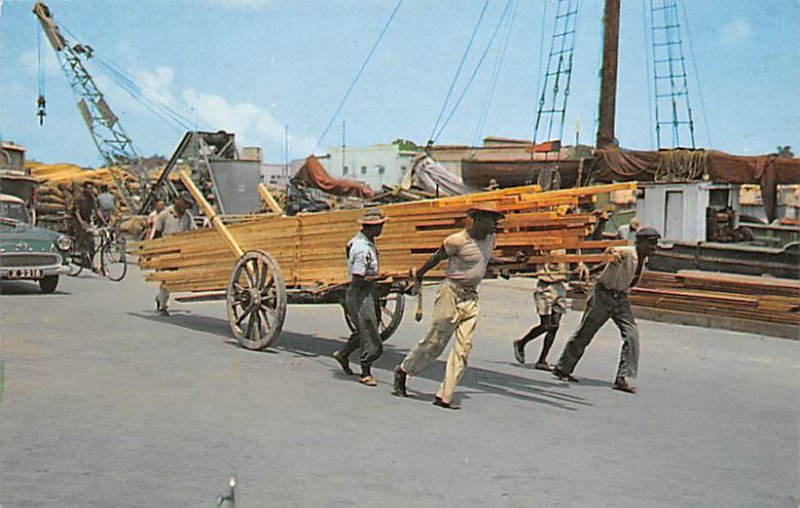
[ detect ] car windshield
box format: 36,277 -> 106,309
0,200 -> 31,224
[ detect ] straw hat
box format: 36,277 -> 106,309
360,207 -> 387,225
467,201 -> 505,220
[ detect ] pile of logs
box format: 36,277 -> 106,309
134,183 -> 635,294
571,270 -> 800,328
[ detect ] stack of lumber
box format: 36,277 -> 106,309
26,161 -> 141,232
133,183 -> 634,294
570,270 -> 800,332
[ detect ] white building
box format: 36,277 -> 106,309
323,142 -> 420,191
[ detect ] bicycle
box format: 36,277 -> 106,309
65,225 -> 128,282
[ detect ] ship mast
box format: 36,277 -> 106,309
596,0 -> 621,149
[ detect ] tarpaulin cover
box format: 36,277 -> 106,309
591,147 -> 800,222
400,155 -> 475,197
293,155 -> 374,198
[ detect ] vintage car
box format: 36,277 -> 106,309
0,193 -> 72,293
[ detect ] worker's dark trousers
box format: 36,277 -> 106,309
557,284 -> 640,378
341,282 -> 383,375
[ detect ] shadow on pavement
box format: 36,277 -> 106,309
0,281 -> 70,296
127,311 -> 591,411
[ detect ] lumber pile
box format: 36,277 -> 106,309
570,270 -> 800,328
133,183 -> 635,294
27,161 -> 141,232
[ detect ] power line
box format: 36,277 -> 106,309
429,0 -> 490,144
313,0 -> 404,153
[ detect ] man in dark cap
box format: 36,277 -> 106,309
332,207 -> 388,387
392,202 -> 526,409
552,227 -> 662,394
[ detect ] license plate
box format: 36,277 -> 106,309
8,269 -> 43,279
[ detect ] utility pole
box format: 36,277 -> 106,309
341,120 -> 346,176
596,0 -> 621,149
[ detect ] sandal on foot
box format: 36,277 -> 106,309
358,375 -> 378,387
534,362 -> 554,372
433,396 -> 460,410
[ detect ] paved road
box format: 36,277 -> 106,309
1,267 -> 797,507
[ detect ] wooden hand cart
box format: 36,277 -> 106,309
133,170 -> 632,351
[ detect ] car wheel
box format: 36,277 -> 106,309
39,275 -> 59,294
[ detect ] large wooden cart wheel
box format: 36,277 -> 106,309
226,250 -> 287,350
344,291 -> 406,342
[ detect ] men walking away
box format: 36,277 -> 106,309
332,208 -> 387,387
552,227 -> 662,394
512,249 -> 580,371
150,193 -> 195,316
392,202 -> 524,410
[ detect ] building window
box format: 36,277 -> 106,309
377,165 -> 385,175
361,166 -> 367,175
343,165 -> 349,175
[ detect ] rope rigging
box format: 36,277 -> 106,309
473,0 -> 518,146
428,0 -> 490,146
432,0 -> 514,144
313,0 -> 404,153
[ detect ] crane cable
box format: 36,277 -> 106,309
59,24 -> 206,133
429,0 -> 490,145
36,23 -> 46,124
473,0 -> 518,146
432,0 -> 514,144
313,0 -> 404,153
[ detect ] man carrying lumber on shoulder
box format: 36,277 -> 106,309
150,192 -> 196,316
332,208 -> 388,387
551,227 -> 662,394
512,249 -> 587,371
391,202 -> 526,410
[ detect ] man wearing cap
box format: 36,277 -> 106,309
150,193 -> 196,316
392,202 -> 525,409
617,217 -> 640,241
552,227 -> 662,393
332,207 -> 387,386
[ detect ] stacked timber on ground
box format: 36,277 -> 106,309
26,161 -> 140,232
134,183 -> 634,294
570,270 -> 800,339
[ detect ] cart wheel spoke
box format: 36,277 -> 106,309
227,250 -> 287,351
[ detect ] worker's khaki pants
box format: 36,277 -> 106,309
401,282 -> 479,404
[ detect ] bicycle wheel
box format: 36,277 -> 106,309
66,254 -> 84,277
101,238 -> 128,282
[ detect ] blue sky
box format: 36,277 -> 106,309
1,0 -> 798,167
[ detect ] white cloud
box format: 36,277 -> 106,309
183,89 -> 316,155
134,66 -> 176,106
720,17 -> 752,42
19,48 -> 61,76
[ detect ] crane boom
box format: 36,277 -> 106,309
33,1 -> 146,211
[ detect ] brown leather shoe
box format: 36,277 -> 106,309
613,377 -> 637,394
